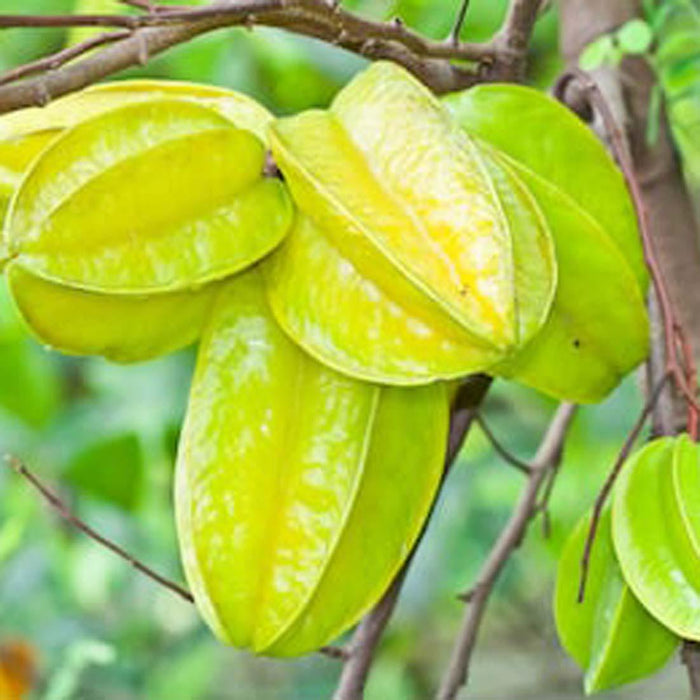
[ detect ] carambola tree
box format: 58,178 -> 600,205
1,0 -> 700,698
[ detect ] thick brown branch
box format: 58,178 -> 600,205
436,403 -> 577,700
332,375 -> 493,700
491,0 -> 543,79
0,0 -> 542,113
0,13 -> 141,29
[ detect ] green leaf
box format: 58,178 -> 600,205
579,35 -> 615,70
68,0 -> 124,47
445,84 -> 649,402
617,19 -> 654,54
613,434 -> 700,640
555,509 -> 678,694
176,270 -> 448,656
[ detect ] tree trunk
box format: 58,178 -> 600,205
558,0 -> 700,432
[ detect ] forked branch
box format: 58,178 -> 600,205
0,0 -> 544,112
332,374 -> 493,700
436,402 -> 577,700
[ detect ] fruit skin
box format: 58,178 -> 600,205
445,84 -> 649,403
175,270 -> 448,656
7,265 -> 219,363
0,80 -> 274,265
267,60 -> 556,386
613,434 -> 700,640
0,86 -> 291,362
0,79 -> 273,142
7,98 -> 291,294
0,130 -> 62,243
555,509 -> 677,694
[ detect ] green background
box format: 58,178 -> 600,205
0,0 -> 697,697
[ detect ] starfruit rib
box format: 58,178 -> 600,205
474,146 -> 557,346
265,383 -> 448,656
0,79 -> 274,142
10,100 -> 245,226
671,435 -> 700,561
613,438 -> 700,640
264,215 -> 506,386
19,124 -> 255,236
329,61 -> 525,348
485,143 -> 642,281
586,579 -> 632,693
444,84 -> 647,292
8,98 -> 290,293
252,375 -> 381,652
174,429 -> 231,644
6,263 -> 218,362
269,119 -> 507,352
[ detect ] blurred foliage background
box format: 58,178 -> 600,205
0,0 -> 698,698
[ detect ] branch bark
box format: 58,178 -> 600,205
436,402 -> 577,700
332,374 -> 493,700
0,0 -> 544,112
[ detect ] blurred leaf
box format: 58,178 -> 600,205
43,639 -> 115,700
0,342 -> 61,429
579,34 -> 615,70
143,641 -> 219,700
616,18 -> 654,54
365,656 -> 418,700
69,0 -> 125,46
64,433 -> 144,511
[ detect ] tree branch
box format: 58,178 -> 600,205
683,641 -> 700,700
475,413 -> 532,475
332,374 -> 493,700
576,370 -> 669,602
0,30 -> 132,87
449,0 -> 471,45
5,455 -> 194,603
0,0 -> 543,112
436,402 -> 577,700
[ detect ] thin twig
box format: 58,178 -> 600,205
332,375 -> 493,700
5,455 -> 194,603
0,30 -> 131,87
476,414 -> 532,474
449,0 -> 470,45
576,370 -> 670,602
119,0 -> 158,11
0,14 -> 141,29
556,69 -> 700,429
534,456 -> 559,538
436,403 -> 577,700
4,454 -> 351,662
